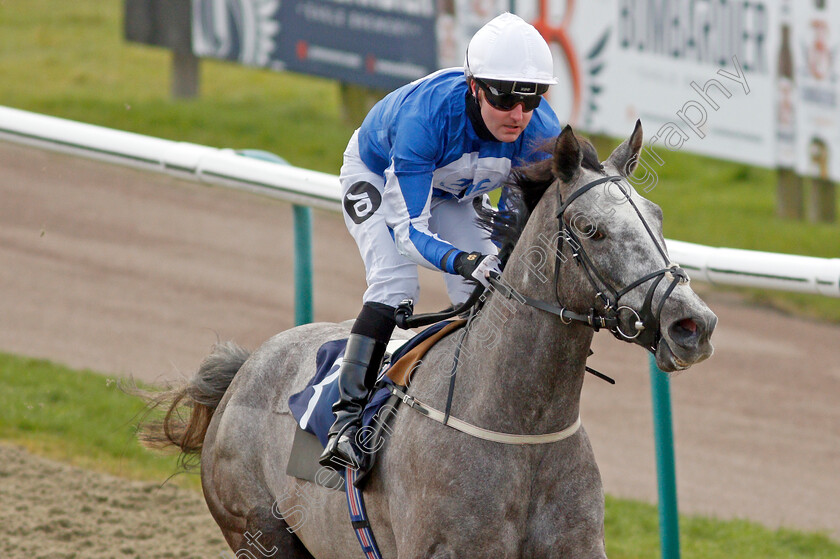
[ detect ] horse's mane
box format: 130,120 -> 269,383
476,134 -> 602,266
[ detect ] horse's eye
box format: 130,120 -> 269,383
582,225 -> 605,241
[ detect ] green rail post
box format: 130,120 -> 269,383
649,353 -> 681,559
293,204 -> 313,326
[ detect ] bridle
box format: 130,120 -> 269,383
490,174 -> 689,353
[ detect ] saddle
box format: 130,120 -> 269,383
285,320 -> 466,491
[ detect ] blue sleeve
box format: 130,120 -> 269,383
382,112 -> 462,273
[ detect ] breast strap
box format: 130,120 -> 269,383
389,384 -> 582,445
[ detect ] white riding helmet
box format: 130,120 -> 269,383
464,12 -> 557,86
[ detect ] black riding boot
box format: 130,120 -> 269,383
318,333 -> 388,471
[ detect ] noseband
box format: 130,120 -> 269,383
492,175 -> 688,353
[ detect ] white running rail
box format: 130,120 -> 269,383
1,105 -> 838,297
0,105 -> 341,212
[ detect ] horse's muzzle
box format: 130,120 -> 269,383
655,307 -> 717,372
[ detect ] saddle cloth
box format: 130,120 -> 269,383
287,320 -> 466,448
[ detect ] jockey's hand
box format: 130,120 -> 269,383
453,252 -> 502,288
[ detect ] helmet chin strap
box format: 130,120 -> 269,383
464,89 -> 498,143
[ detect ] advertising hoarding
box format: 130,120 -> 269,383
190,0 -> 838,179
792,0 -> 839,181
192,0 -> 437,90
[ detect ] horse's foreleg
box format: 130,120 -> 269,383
230,505 -> 315,559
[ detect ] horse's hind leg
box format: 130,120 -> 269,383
233,506 -> 315,559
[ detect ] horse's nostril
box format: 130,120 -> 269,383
669,318 -> 701,348
677,318 -> 697,335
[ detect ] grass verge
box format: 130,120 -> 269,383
0,351 -> 200,490
2,352 -> 839,557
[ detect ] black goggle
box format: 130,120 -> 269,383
475,79 -> 548,112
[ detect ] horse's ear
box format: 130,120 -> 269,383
605,119 -> 644,177
552,125 -> 583,182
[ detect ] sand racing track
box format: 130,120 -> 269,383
1,141 -> 838,556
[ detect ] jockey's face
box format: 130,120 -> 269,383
473,82 -> 534,143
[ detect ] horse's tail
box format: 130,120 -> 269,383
130,341 -> 250,466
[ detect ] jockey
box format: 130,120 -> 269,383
319,12 -> 562,471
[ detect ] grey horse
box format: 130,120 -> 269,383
140,123 -> 716,558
